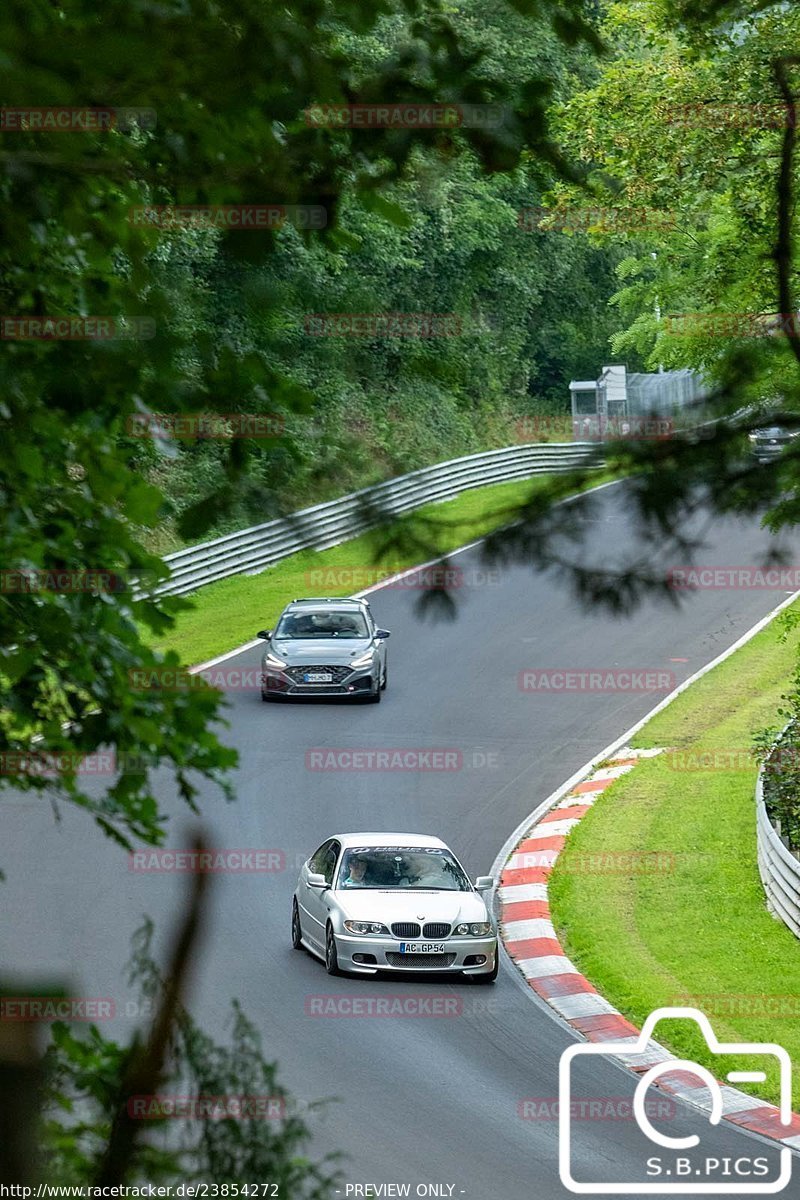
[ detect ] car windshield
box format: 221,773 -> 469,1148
336,847 -> 472,891
275,611 -> 369,639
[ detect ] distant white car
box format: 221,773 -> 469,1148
292,832 -> 498,982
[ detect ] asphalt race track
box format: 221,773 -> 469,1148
4,481 -> 800,1198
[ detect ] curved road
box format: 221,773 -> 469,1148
3,481 -> 799,1196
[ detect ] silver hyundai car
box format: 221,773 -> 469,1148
291,832 -> 498,981
258,597 -> 389,702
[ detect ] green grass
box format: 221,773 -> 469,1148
549,601 -> 800,1108
145,472 -> 610,665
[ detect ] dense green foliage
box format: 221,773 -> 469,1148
0,0 -> 616,837
41,921 -> 339,1190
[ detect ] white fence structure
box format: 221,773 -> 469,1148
156,441 -> 603,597
756,748 -> 800,939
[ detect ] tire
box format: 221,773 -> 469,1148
325,924 -> 341,976
291,899 -> 303,950
381,660 -> 388,690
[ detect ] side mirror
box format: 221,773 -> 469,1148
474,876 -> 494,891
307,872 -> 328,889
374,629 -> 391,640
257,629 -> 272,640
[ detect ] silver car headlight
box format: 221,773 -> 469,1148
263,653 -> 288,670
455,922 -> 493,936
343,920 -> 390,935
348,649 -> 376,669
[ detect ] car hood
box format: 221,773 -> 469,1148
267,638 -> 374,665
336,889 -> 490,924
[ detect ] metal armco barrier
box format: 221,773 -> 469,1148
756,762 -> 800,939
155,442 -> 604,597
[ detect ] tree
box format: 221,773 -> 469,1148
0,0 -> 603,841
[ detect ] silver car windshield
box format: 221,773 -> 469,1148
337,847 -> 471,891
275,611 -> 369,639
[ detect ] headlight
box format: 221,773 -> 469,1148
349,649 -> 376,669
263,653 -> 288,670
343,920 -> 389,935
748,433 -> 758,443
455,922 -> 493,936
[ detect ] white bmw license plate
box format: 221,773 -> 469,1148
304,672 -> 333,683
398,942 -> 446,954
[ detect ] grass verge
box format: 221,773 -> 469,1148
144,472 -> 609,665
549,600 -> 800,1108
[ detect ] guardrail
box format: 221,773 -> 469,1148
156,442 -> 604,597
756,747 -> 800,939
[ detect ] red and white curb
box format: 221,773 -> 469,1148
498,746 -> 800,1152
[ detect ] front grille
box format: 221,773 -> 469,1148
290,684 -> 347,695
386,953 -> 457,969
391,922 -> 421,939
422,923 -> 450,939
285,665 -> 352,684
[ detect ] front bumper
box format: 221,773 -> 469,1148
333,932 -> 498,975
262,664 -> 377,698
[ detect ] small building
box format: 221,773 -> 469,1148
569,364 -> 707,440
